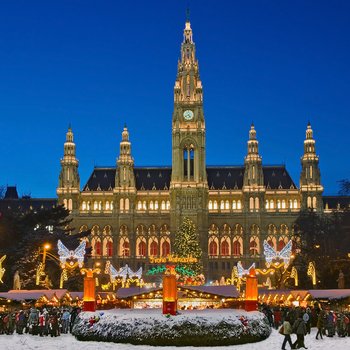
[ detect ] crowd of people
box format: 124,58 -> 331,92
0,306 -> 81,337
261,304 -> 350,349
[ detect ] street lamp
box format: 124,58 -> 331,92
42,243 -> 51,268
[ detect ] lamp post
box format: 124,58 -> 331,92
42,243 -> 51,269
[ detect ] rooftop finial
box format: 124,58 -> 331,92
68,122 -> 72,130
186,7 -> 190,22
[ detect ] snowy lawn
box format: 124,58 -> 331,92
72,309 -> 271,346
0,327 -> 349,349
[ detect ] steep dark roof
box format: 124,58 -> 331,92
4,186 -> 19,199
83,165 -> 297,191
323,196 -> 350,210
0,198 -> 57,214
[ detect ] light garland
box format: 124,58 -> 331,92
105,261 -> 143,282
263,240 -> 293,267
57,239 -> 86,268
146,265 -> 196,276
59,268 -> 68,289
35,262 -> 45,286
307,261 -> 316,286
0,255 -> 6,283
290,267 -> 298,287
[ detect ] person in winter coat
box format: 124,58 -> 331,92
326,311 -> 336,337
61,310 -> 70,334
281,315 -> 293,350
303,308 -> 312,334
316,310 -> 325,339
292,315 -> 308,349
16,311 -> 26,334
28,307 -> 39,334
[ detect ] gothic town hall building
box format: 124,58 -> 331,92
57,20 -> 324,281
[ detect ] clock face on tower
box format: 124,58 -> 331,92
183,110 -> 194,121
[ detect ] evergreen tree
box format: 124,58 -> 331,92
0,205 -> 89,291
174,217 -> 203,275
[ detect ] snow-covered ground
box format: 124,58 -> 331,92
0,309 -> 349,349
1,327 -> 349,349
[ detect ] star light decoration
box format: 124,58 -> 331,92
57,240 -> 86,269
0,255 -> 6,283
263,240 -> 293,268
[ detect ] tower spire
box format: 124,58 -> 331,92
57,126 -> 80,211
300,122 -> 323,211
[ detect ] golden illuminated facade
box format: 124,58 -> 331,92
57,20 -> 324,281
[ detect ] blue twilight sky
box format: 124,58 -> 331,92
0,0 -> 349,198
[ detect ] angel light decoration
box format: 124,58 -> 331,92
57,240 -> 86,268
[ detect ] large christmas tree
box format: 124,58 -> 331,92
174,217 -> 203,276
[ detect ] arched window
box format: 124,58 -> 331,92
166,200 -> 170,210
82,201 -> 86,211
233,239 -> 241,256
255,197 -> 259,209
232,200 -> 237,210
249,197 -> 254,210
143,201 -> 147,210
125,198 -> 130,211
277,200 -> 281,209
161,201 -> 166,210
270,200 -> 274,209
149,240 -> 158,256
312,196 -> 317,209
209,239 -> 218,256
138,240 -> 146,257
150,201 -> 154,210
282,200 -> 286,209
105,201 -> 110,210
237,200 -> 242,210
209,200 -> 213,210
106,240 -> 113,257
220,200 -> 225,210
293,199 -> 298,209
213,201 -> 218,210
137,201 -> 142,210
220,238 -> 230,256
307,196 -> 312,208
120,198 -> 124,211
249,237 -> 259,255
161,240 -> 170,257
278,239 -> 286,252
225,200 -> 229,209
94,240 -> 101,256
121,240 -> 130,257
265,200 -> 269,209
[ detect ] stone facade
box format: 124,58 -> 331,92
56,20 -> 324,282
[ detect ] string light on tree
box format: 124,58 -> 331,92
307,261 -> 317,286
0,255 -> 6,283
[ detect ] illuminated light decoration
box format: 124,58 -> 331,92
0,255 -> 6,283
59,269 -> 68,289
290,267 -> 298,287
146,265 -> 196,277
105,261 -> 143,288
307,261 -> 316,286
237,261 -> 256,278
149,254 -> 198,264
255,267 -> 275,275
263,240 -> 293,267
35,262 -> 46,286
57,239 -> 86,268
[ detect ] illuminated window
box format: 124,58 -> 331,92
237,200 -> 242,210
225,200 -> 230,210
149,240 -> 158,256
220,239 -> 230,256
209,200 -> 213,210
106,240 -> 113,257
220,200 -> 225,210
233,240 -> 241,256
213,201 -> 218,210
138,241 -> 146,257
161,240 -> 170,257
232,200 -> 237,210
209,240 -> 218,256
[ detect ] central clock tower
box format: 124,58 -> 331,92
170,19 -> 208,261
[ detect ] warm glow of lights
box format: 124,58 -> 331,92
44,243 -> 51,250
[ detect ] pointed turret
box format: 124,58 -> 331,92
243,124 -> 265,212
300,122 -> 323,211
57,126 -> 80,211
115,125 -> 135,188
114,126 -> 136,213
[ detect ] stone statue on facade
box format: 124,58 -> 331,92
13,270 -> 21,290
337,270 -> 345,289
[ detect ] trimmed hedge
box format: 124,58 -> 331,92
72,310 -> 271,346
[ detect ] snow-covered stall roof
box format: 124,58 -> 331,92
183,285 -> 240,298
117,286 -> 161,299
307,289 -> 350,300
0,289 -> 68,301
